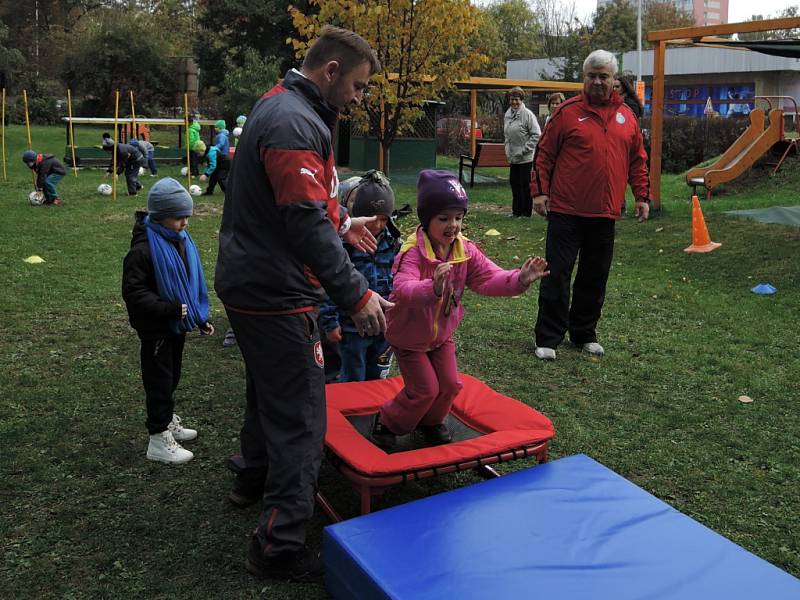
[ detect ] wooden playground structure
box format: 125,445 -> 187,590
647,16 -> 800,208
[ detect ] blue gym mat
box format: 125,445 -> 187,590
323,454 -> 800,599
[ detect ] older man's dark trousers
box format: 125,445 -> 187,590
226,309 -> 326,556
535,212 -> 615,349
509,162 -> 533,217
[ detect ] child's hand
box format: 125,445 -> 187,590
199,174 -> 207,182
519,256 -> 550,287
200,322 -> 215,336
433,262 -> 452,297
327,327 -> 342,343
181,304 -> 188,318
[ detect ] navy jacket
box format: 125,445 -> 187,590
107,143 -> 145,174
121,211 -> 186,340
215,69 -> 369,314
34,154 -> 66,189
320,229 -> 400,334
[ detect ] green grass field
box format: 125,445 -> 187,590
1,125 -> 798,598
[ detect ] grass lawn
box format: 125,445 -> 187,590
1,125 -> 799,598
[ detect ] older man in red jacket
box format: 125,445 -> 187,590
531,49 -> 650,361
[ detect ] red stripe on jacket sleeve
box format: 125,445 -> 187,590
262,148 -> 328,205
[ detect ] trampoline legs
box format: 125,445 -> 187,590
316,491 -> 344,523
360,487 -> 372,516
476,465 -> 501,479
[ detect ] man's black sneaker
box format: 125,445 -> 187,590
371,417 -> 398,451
245,536 -> 323,582
417,423 -> 452,446
228,481 -> 262,508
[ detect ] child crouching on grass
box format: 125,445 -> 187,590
371,170 -> 549,451
122,177 -> 214,464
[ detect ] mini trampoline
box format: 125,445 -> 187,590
317,374 -> 555,522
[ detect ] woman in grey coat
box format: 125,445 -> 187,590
503,87 -> 541,217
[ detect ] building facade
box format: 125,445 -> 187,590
508,46 -> 800,119
596,0 -> 728,26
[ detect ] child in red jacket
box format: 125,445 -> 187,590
371,170 -> 549,450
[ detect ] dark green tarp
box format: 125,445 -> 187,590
700,39 -> 800,58
726,206 -> 800,225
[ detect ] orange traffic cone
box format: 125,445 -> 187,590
684,195 -> 721,253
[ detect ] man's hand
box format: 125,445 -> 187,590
200,322 -> 215,336
344,216 -> 378,253
533,194 -> 549,217
351,293 -> 394,337
181,304 -> 188,318
326,326 -> 342,343
634,200 -> 650,223
519,256 -> 550,287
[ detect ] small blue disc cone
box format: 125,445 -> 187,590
751,283 -> 777,295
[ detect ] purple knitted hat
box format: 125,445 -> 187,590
416,169 -> 469,229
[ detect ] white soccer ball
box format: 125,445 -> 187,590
97,183 -> 113,196
28,191 -> 44,206
189,184 -> 202,196
180,166 -> 188,176
139,166 -> 145,176
232,127 -> 243,138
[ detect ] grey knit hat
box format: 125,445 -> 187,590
348,170 -> 395,218
148,177 -> 193,221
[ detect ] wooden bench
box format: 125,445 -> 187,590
458,142 -> 509,187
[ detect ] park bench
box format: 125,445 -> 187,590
458,142 -> 509,187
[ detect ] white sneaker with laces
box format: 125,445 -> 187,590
582,342 -> 605,356
534,346 -> 556,360
147,430 -> 193,464
168,414 -> 197,442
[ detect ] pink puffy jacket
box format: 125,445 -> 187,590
385,227 -> 529,352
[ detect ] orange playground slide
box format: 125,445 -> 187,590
686,108 -> 783,195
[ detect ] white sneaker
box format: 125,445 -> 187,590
146,430 -> 193,464
534,346 -> 556,360
582,342 -> 605,356
168,414 -> 197,442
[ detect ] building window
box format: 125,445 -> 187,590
708,11 -> 720,18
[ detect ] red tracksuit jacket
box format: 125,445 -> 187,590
532,91 -> 650,219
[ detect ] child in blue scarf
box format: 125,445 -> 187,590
122,177 -> 214,464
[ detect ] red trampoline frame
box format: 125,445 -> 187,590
317,374 -> 555,522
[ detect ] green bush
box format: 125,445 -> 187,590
642,116 -> 749,173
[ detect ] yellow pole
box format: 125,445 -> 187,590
22,89 -> 35,187
112,90 -> 119,200
378,94 -> 385,173
1,88 -> 6,182
129,90 -> 137,140
67,89 -> 78,176
184,94 -> 191,189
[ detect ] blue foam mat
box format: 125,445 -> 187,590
323,454 -> 800,600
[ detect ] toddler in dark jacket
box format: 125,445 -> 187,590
122,177 -> 214,464
320,170 -> 400,382
23,150 -> 66,205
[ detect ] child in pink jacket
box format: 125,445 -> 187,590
372,170 -> 549,450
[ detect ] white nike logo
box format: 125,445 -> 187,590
578,116 -> 590,122
299,167 -> 317,181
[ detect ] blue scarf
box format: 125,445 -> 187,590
145,215 -> 209,334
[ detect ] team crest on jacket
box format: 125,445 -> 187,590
616,112 -> 626,124
313,341 -> 324,368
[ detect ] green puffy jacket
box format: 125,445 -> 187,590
188,120 -> 201,151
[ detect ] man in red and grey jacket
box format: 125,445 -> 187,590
215,26 -> 389,581
531,49 -> 650,361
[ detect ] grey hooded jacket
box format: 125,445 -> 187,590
503,103 -> 541,164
